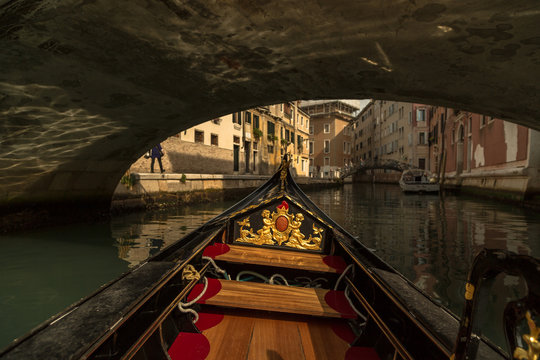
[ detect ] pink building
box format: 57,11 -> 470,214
431,109 -> 540,201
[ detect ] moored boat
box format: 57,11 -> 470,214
399,169 -> 440,193
1,156 -> 536,360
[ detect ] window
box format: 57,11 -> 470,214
419,132 -> 426,145
419,158 -> 426,169
195,130 -> 204,143
245,111 -> 251,124
309,126 -> 314,135
211,134 -> 218,146
233,112 -> 242,124
253,142 -> 258,150
253,115 -> 260,129
285,129 -> 290,142
324,140 -> 330,153
309,141 -> 314,155
267,145 -> 274,153
300,117 -> 303,126
233,135 -> 240,144
211,118 -> 221,125
417,109 -> 425,122
324,124 -> 330,133
267,121 -> 275,136
481,115 -> 487,127
324,157 -> 330,166
291,132 -> 295,144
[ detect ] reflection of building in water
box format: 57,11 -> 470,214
111,210 -> 225,267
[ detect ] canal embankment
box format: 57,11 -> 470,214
352,168 -> 540,210
111,173 -> 341,213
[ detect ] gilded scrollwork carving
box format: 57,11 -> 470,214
235,200 -> 323,250
514,311 -> 540,360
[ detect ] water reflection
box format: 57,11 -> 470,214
110,204 -> 234,267
0,201 -> 234,350
305,183 -> 538,351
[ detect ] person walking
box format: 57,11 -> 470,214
150,144 -> 165,173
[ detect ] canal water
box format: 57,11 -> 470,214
1,183 -> 539,353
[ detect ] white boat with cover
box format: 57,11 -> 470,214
399,169 -> 440,193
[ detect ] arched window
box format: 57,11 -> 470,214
458,124 -> 465,143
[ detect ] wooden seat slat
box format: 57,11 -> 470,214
201,279 -> 352,318
200,309 -> 354,360
213,244 -> 343,273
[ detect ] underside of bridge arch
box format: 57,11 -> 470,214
2,0 -> 540,230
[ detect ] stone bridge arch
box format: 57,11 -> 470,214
341,160 -> 415,179
2,0 -> 540,229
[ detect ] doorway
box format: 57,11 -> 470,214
233,144 -> 239,172
245,141 -> 251,173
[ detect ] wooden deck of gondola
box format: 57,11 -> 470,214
168,308 -> 380,360
189,279 -> 356,319
202,309 -> 354,359
211,244 -> 346,273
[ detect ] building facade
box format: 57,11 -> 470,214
301,100 -> 358,178
129,102 -> 310,177
432,109 -> 540,199
350,100 -> 416,168
350,100 -> 540,200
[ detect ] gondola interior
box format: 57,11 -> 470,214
2,156 -> 536,360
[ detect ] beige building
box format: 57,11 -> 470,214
129,102 -> 310,177
263,102 -> 310,176
351,100 -> 423,169
301,100 -> 358,178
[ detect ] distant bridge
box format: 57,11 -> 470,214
341,159 -> 416,179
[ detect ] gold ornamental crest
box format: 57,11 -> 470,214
235,201 -> 323,250
514,311 -> 540,360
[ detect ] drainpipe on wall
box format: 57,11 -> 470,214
439,107 -> 447,185
427,106 -> 431,171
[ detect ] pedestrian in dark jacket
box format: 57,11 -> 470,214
150,144 -> 165,173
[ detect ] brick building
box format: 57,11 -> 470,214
350,100 -> 540,200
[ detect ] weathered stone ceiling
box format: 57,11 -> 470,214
1,0 -> 540,223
